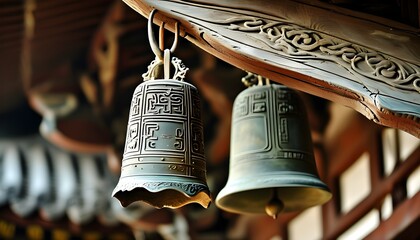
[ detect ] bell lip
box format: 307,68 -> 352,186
112,178 -> 211,209
216,187 -> 331,216
215,172 -> 332,214
114,189 -> 212,209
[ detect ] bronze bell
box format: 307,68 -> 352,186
112,10 -> 211,209
216,76 -> 331,218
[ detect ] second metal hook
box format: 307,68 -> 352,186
148,9 -> 179,60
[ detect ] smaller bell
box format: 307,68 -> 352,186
112,12 -> 211,209
216,75 -> 331,218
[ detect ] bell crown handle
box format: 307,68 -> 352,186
143,10 -> 188,82
148,9 -> 179,61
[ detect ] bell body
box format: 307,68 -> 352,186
113,79 -> 211,208
216,84 -> 331,215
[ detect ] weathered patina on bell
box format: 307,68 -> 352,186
216,76 -> 331,218
112,10 -> 211,209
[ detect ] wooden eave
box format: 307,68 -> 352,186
123,0 -> 420,137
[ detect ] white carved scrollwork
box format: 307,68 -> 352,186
226,17 -> 420,93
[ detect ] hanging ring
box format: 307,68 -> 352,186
148,9 -> 179,60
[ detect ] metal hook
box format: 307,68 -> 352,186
148,9 -> 179,60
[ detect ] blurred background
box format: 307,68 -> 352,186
0,0 -> 419,239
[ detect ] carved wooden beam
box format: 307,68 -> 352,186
123,0 -> 420,137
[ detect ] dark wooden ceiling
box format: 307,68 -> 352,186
1,0 -> 418,109
0,0 -> 419,238
0,0 -> 418,160
0,0 -> 418,164
0,0 -> 418,108
323,0 -> 419,27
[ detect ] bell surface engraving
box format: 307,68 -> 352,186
113,80 -> 210,209
216,83 -> 331,216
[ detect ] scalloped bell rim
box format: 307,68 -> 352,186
112,181 -> 211,209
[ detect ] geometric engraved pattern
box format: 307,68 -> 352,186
234,89 -> 268,118
232,88 -> 270,157
112,33 -> 211,205
279,118 -> 288,143
226,17 -> 420,93
131,95 -> 140,116
145,88 -> 184,115
191,90 -> 201,119
126,123 -> 139,152
121,80 -> 206,179
253,102 -> 266,113
174,128 -> 184,150
143,123 -> 159,149
277,89 -> 295,115
231,84 -> 312,163
234,95 -> 249,117
191,124 -> 204,154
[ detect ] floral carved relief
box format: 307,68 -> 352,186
225,17 -> 420,93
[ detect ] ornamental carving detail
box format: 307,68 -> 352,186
116,182 -> 208,196
225,17 -> 420,93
